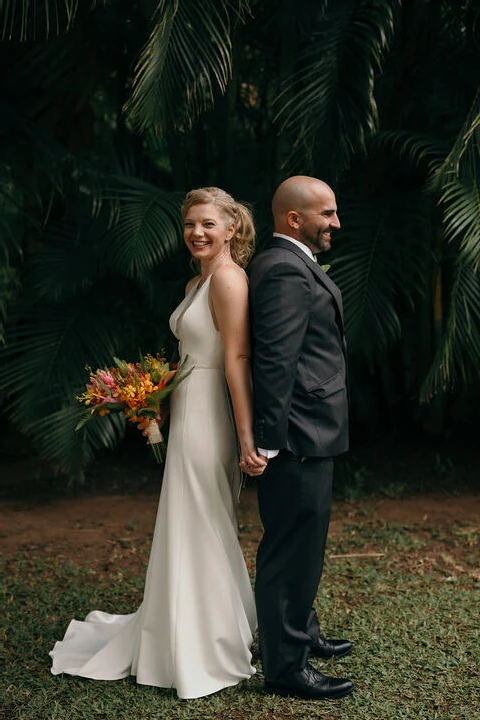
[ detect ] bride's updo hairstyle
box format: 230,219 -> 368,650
181,187 -> 256,268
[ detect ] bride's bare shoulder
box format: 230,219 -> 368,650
211,263 -> 246,287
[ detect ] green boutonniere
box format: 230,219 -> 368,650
320,264 -> 331,273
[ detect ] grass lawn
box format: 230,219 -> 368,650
1,485 -> 479,720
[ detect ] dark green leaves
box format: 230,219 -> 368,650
1,0 -> 85,40
127,0 -> 251,132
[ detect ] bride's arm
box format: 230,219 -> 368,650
210,266 -> 267,474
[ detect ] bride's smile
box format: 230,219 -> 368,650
183,203 -> 235,267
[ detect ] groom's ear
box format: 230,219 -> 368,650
286,210 -> 300,230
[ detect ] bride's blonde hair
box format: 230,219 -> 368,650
181,187 -> 256,268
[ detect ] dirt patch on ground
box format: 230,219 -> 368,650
1,447 -> 479,578
329,492 -> 480,527
2,483 -> 479,578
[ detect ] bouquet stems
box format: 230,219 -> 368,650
146,419 -> 165,464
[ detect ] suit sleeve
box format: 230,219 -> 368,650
251,261 -> 311,449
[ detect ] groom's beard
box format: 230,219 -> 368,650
300,227 -> 333,253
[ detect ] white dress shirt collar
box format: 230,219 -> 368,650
273,233 -> 315,261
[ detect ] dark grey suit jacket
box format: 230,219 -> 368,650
248,236 -> 349,458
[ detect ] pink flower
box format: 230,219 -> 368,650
97,370 -> 116,389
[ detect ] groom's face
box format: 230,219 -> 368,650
297,189 -> 340,253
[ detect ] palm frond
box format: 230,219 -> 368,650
29,181 -> 184,302
440,177 -> 480,271
421,257 -> 480,400
2,295 -> 132,421
431,86 -> 480,189
377,130 -> 447,174
331,188 -> 432,360
1,0 -> 72,40
430,89 -> 480,271
127,0 -> 251,132
333,226 -> 401,357
274,0 -> 400,171
102,181 -> 184,278
0,0 -> 97,40
28,404 -> 125,484
0,293 -> 147,475
29,221 -> 100,303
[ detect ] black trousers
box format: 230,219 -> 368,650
255,451 -> 333,681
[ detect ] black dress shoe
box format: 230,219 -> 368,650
264,662 -> 354,700
309,635 -> 353,659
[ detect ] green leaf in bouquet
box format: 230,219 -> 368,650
150,360 -> 194,405
125,406 -> 157,421
112,357 -> 131,376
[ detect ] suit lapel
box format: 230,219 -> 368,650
268,237 -> 345,333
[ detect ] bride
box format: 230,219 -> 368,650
50,187 -> 267,699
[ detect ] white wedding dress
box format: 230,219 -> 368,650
50,276 -> 257,699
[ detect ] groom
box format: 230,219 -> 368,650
248,175 -> 354,700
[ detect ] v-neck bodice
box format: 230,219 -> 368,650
169,275 -> 224,370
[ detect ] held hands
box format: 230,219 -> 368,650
239,449 -> 268,477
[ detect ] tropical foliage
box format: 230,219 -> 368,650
1,0 -> 479,483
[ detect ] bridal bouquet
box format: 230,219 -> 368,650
76,353 -> 191,463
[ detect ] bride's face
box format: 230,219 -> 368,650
183,203 -> 235,263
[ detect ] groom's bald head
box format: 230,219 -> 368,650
271,175 -> 340,253
272,176 -> 332,221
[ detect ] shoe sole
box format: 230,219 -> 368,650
264,683 -> 354,700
